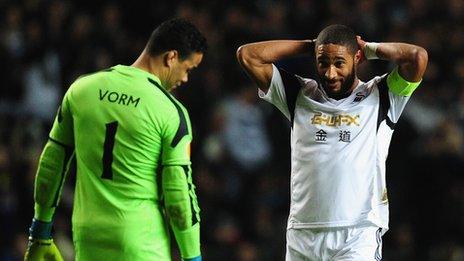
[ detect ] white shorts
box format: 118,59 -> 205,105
286,225 -> 383,261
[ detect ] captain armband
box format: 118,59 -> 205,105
387,66 -> 422,96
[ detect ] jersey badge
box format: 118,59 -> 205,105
354,92 -> 367,102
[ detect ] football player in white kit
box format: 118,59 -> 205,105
236,25 -> 428,260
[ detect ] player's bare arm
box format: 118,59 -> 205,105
236,40 -> 313,91
357,36 -> 428,82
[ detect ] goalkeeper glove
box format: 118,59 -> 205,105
24,219 -> 63,261
183,256 -> 202,261
25,238 -> 63,261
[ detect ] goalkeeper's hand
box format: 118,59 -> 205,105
25,238 -> 63,261
24,219 -> 63,261
183,256 -> 202,261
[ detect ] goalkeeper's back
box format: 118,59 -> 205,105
70,65 -> 173,219
59,65 -> 191,259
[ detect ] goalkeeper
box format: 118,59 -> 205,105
24,18 -> 206,261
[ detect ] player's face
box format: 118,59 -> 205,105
315,44 -> 359,98
168,52 -> 203,90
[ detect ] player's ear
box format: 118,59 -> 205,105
354,49 -> 362,65
164,50 -> 178,67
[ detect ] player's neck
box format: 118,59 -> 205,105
131,50 -> 166,86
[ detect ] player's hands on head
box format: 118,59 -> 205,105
24,219 -> 63,261
356,35 -> 367,64
356,35 -> 367,49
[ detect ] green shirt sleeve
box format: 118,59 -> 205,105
386,66 -> 422,96
161,100 -> 192,166
161,100 -> 201,258
34,90 -> 75,222
163,165 -> 201,259
49,89 -> 74,146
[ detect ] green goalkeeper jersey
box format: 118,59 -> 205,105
34,65 -> 200,260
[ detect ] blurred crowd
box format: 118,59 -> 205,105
0,0 -> 463,260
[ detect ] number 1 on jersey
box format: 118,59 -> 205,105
102,121 -> 118,179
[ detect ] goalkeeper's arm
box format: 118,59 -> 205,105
162,164 -> 201,261
25,139 -> 74,261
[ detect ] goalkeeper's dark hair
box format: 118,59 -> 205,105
315,24 -> 358,54
146,18 -> 208,60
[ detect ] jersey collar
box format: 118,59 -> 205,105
323,80 -> 364,106
113,65 -> 164,89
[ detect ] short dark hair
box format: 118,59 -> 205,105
146,18 -> 208,60
315,24 -> 358,54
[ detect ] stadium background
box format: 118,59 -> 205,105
0,0 -> 463,260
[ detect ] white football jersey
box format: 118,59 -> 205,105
259,64 -> 411,229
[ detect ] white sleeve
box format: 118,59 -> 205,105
388,90 -> 410,123
258,64 -> 302,122
377,75 -> 411,129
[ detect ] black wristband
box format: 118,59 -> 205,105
29,218 -> 53,239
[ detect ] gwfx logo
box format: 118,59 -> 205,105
310,112 -> 360,126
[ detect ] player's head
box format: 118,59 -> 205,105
314,24 -> 361,99
146,18 -> 208,90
